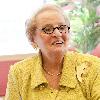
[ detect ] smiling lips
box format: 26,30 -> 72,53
52,40 -> 64,45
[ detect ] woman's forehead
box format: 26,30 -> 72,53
36,10 -> 66,27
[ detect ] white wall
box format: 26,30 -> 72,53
0,0 -> 44,55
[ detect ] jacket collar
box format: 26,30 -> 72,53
30,52 -> 77,90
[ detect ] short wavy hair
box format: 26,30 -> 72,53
25,4 -> 70,43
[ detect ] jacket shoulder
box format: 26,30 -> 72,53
9,53 -> 39,77
66,51 -> 100,65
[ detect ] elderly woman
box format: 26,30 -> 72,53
5,4 -> 100,100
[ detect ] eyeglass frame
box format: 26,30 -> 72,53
39,24 -> 70,34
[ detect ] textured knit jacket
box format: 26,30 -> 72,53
5,52 -> 100,100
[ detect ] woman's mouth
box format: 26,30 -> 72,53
52,40 -> 64,45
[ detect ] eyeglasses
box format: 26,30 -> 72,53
41,24 -> 70,34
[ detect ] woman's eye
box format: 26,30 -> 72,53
59,26 -> 65,30
45,28 -> 51,32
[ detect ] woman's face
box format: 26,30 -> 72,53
33,10 -> 70,55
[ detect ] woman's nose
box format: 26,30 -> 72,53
53,29 -> 62,37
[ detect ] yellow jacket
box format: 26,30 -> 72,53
5,52 -> 100,100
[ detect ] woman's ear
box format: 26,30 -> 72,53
32,32 -> 37,42
31,32 -> 37,43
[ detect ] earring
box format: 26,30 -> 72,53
33,43 -> 38,50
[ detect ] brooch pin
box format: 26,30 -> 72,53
76,62 -> 91,82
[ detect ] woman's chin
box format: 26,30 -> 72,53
51,46 -> 67,53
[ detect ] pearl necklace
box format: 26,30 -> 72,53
43,67 -> 62,76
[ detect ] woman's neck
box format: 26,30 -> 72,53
41,52 -> 64,74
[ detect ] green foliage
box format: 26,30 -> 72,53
70,1 -> 100,53
53,0 -> 69,6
